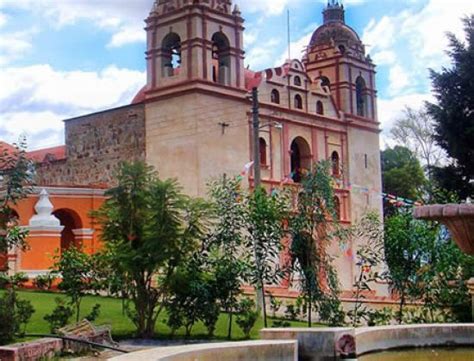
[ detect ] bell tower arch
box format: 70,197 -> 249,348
303,0 -> 377,122
145,0 -> 245,93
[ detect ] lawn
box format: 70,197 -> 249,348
6,290 -> 315,341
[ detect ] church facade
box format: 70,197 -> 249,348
2,0 -> 385,300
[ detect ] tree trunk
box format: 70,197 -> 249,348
308,292 -> 312,328
227,307 -> 233,340
261,281 -> 268,328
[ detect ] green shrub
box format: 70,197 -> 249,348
33,273 -> 55,291
236,298 -> 259,339
85,304 -> 101,322
0,290 -> 35,344
44,298 -> 73,333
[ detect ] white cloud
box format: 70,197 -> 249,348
388,64 -> 411,97
108,27 -> 146,48
236,0 -> 293,16
275,31 -> 313,67
0,28 -> 37,66
372,50 -> 396,66
377,92 -> 434,147
0,0 -> 152,47
0,64 -> 145,149
0,12 -> 7,28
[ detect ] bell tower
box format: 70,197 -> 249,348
304,1 -> 377,122
145,0 -> 245,93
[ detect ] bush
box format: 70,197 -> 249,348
235,298 -> 259,339
85,304 -> 101,322
44,298 -> 74,333
33,273 -> 55,291
0,290 -> 35,344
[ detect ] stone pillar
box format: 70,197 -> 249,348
20,189 -> 63,276
468,278 -> 474,322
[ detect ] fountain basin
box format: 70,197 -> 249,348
413,204 -> 474,255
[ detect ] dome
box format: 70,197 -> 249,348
309,22 -> 361,49
308,1 -> 362,52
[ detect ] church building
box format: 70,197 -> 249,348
1,0 -> 385,301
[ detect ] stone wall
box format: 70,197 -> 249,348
36,104 -> 145,187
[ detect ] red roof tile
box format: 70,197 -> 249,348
27,146 -> 66,163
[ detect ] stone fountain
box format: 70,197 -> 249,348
413,202 -> 474,320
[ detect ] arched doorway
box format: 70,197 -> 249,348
53,209 -> 82,253
290,137 -> 312,183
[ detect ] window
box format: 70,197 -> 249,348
333,196 -> 341,220
271,89 -> 280,104
316,101 -> 324,115
259,138 -> 267,165
290,137 -> 311,183
356,76 -> 368,117
364,154 -> 368,169
294,76 -> 302,86
161,32 -> 181,77
331,151 -> 340,176
294,94 -> 303,110
338,45 -> 346,54
212,32 -> 231,85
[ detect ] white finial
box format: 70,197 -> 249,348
29,189 -> 61,227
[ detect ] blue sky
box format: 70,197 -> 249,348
0,0 -> 473,150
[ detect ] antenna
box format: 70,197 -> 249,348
287,8 -> 291,60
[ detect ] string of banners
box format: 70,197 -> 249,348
348,183 -> 423,207
238,162 -> 422,208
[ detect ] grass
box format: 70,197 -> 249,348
5,290 -> 317,341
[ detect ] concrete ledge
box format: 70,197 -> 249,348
355,324 -> 474,355
261,328 -> 354,361
0,338 -> 62,361
110,340 -> 298,361
261,324 -> 474,360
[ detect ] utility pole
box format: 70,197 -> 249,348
251,86 -> 265,318
252,87 -> 261,188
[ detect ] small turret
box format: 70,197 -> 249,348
323,0 -> 345,24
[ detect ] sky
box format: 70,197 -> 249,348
0,0 -> 473,150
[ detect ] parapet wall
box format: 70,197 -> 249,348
110,340 -> 298,361
36,104 -> 146,187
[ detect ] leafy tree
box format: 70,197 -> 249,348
207,175 -> 248,339
235,298 -> 259,339
381,146 -> 426,201
348,213 -> 384,327
427,15 -> 474,199
95,162 -> 210,338
0,138 -> 34,256
391,106 -> 445,172
384,211 -> 438,323
290,160 -> 345,327
245,186 -> 289,328
53,247 -> 95,322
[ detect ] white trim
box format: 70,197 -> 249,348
22,225 -> 64,233
72,228 -> 94,239
30,186 -> 106,197
22,270 -> 52,277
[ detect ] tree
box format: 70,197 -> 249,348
384,211 -> 438,324
96,162 -> 211,338
207,175 -> 247,339
391,106 -> 444,173
426,15 -> 474,199
381,146 -> 426,201
0,139 -> 34,256
53,247 -> 95,322
245,186 -> 289,328
290,161 -> 345,327
348,213 -> 384,327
